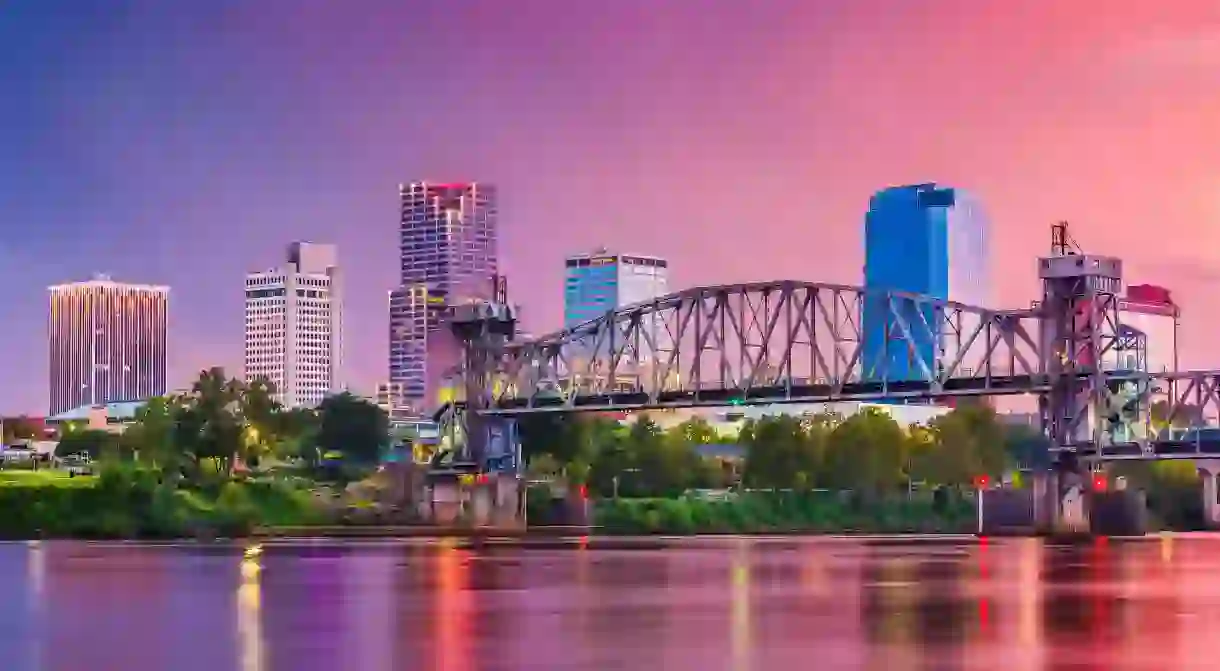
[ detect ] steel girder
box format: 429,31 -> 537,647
1092,370 -> 1220,458
479,281 -> 1045,413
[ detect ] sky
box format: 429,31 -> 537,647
5,0 -> 1220,414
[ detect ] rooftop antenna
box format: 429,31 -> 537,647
1051,221 -> 1082,256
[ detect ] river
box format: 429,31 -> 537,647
0,534 -> 1216,669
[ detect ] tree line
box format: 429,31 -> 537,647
51,367 -> 390,483
518,402 -> 1049,498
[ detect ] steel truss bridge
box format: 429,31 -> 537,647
447,275 -> 1220,462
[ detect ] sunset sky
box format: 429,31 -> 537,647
4,0 -> 1220,413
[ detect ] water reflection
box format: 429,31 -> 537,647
236,544 -> 263,671
4,536 -> 1220,668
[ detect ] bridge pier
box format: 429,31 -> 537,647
1195,460 -> 1220,529
1026,467 -> 1146,536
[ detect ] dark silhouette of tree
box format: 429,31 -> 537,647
316,393 -> 389,465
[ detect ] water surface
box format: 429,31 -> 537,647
0,534 -> 1217,669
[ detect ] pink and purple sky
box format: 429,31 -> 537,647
4,0 -> 1220,414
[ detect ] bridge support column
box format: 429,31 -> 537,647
1032,470 -> 1058,534
1195,460 -> 1220,529
1032,465 -> 1091,535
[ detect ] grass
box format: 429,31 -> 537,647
0,469 -> 97,488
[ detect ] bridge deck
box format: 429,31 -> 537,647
485,374 -> 1046,413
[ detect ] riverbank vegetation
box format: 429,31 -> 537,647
521,403 -> 1212,533
521,402 -> 1032,497
0,367 -> 391,539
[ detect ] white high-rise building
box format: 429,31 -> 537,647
244,242 -> 343,408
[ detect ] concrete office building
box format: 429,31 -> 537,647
389,182 -> 498,409
244,242 -> 342,408
48,277 -> 168,415
861,184 -> 991,382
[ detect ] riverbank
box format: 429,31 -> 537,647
0,466 -> 326,540
1,468 -> 981,539
589,494 -> 978,535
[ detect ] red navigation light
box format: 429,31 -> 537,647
1092,473 -> 1107,492
973,475 -> 990,489
577,485 -> 588,500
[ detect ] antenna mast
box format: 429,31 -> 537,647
1051,221 -> 1082,256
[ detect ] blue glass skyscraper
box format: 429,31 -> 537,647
861,184 -> 990,383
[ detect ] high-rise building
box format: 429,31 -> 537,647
244,242 -> 342,408
48,277 -> 168,415
563,249 -> 670,326
389,182 -> 498,408
861,184 -> 990,381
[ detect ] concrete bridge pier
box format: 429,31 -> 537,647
1195,460 -> 1220,528
1031,467 -> 1089,534
1031,470 -> 1059,534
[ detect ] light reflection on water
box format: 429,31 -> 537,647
2,535 -> 1220,669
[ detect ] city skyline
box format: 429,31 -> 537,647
6,2 -> 1220,414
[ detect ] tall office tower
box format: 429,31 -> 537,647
244,242 -> 343,408
861,184 -> 990,382
48,277 -> 169,415
389,182 -> 497,409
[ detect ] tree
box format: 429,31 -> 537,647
821,408 -> 907,492
1151,400 -> 1202,434
316,393 -> 389,465
273,407 -> 321,462
239,377 -> 282,466
740,414 -> 828,489
120,396 -> 178,470
905,406 -> 1012,487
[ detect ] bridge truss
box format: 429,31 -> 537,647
482,281 -> 1044,410
448,279 -> 1220,460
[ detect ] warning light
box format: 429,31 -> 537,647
973,475 -> 990,489
1092,474 -> 1107,492
577,484 -> 588,500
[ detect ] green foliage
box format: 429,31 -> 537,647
594,492 -> 975,535
0,463 -> 324,539
54,429 -> 119,459
316,393 -> 390,465
523,404 -> 1027,501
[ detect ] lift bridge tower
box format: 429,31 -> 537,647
444,274 -> 520,471
1038,222 -> 1124,455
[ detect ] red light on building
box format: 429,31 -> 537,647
1092,473 -> 1107,492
